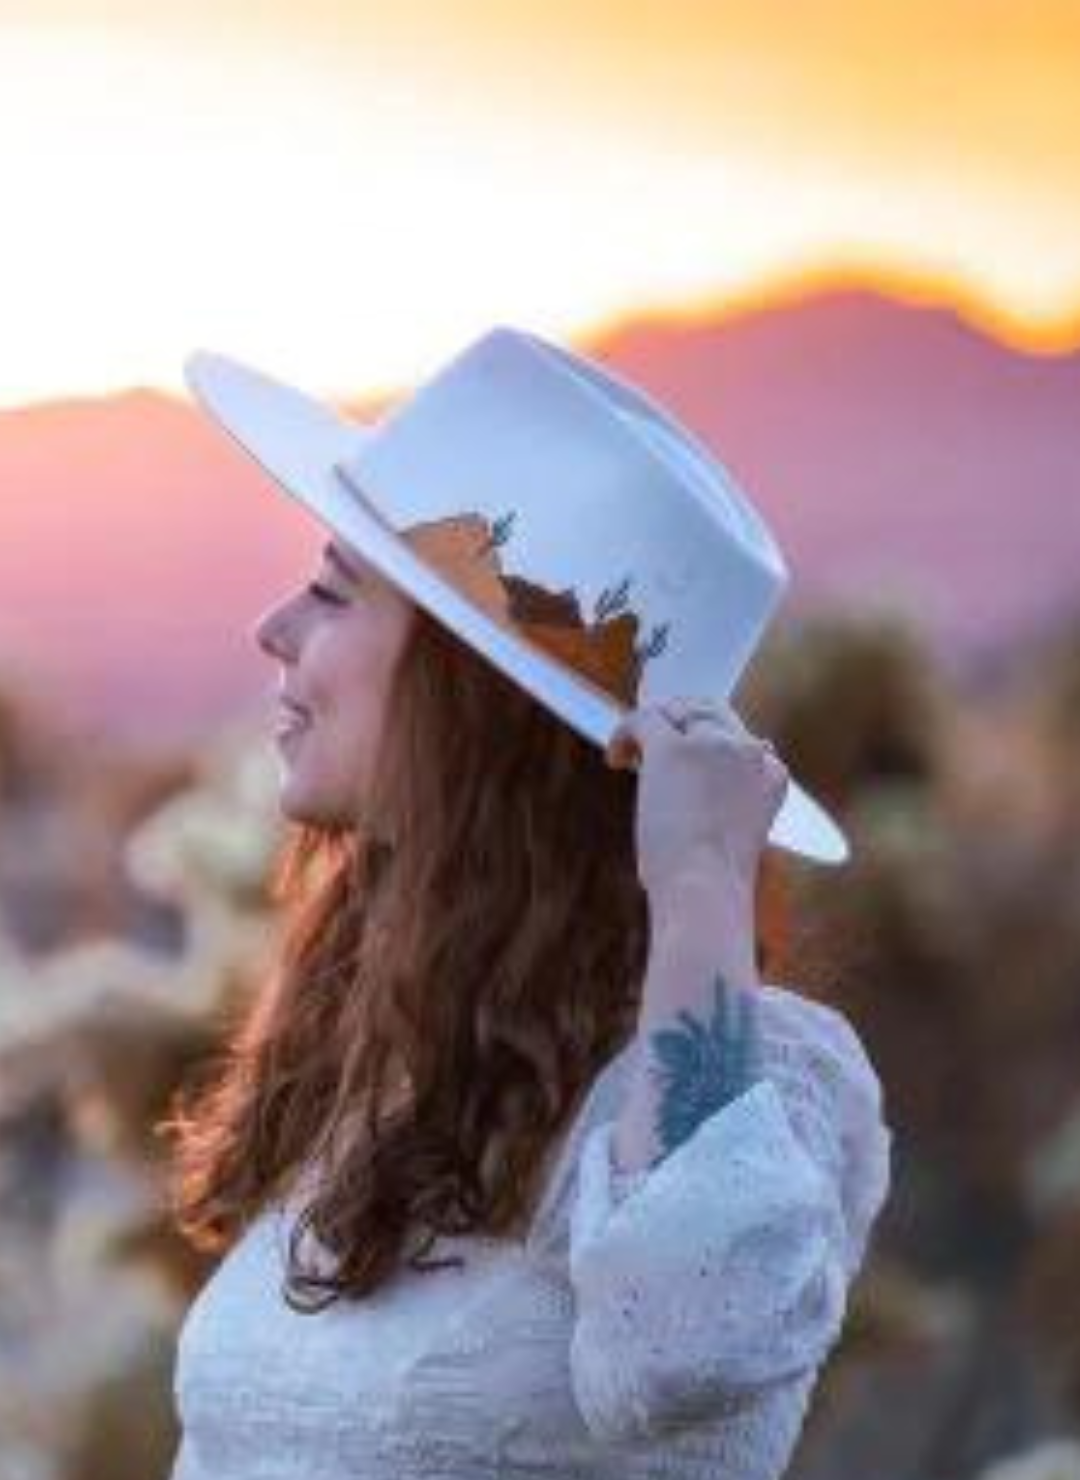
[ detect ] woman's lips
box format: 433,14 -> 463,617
275,702 -> 311,739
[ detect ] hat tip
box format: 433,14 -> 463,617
182,349 -> 237,399
182,347 -> 210,380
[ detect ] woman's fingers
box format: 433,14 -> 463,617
604,707 -> 680,770
605,701 -> 765,771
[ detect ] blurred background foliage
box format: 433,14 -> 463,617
1,602 -> 1079,1479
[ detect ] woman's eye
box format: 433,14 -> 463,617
306,582 -> 346,606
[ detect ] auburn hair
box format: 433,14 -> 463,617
159,604 -> 790,1311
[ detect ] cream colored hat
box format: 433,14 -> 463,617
184,325 -> 849,865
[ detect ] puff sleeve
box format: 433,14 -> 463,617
565,985 -> 892,1443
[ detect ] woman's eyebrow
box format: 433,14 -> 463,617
323,542 -> 366,584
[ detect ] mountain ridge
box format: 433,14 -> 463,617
1,285 -> 1075,748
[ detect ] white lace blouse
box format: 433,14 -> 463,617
168,982 -> 893,1479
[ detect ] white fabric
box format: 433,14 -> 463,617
168,984 -> 892,1479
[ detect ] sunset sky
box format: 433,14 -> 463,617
2,0 -> 1079,408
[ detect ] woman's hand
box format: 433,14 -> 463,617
605,698 -> 790,916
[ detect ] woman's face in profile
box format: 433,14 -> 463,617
253,539 -> 415,827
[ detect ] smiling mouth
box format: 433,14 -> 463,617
275,707 -> 311,739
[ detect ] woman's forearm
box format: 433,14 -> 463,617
612,871 -> 765,1176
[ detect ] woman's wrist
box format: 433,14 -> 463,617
648,864 -> 759,971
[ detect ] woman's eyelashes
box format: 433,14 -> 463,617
305,581 -> 348,606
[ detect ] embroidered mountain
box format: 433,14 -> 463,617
404,511 -> 669,706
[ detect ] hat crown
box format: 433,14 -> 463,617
335,325 -> 789,709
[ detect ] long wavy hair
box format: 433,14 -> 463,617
159,603 -> 791,1312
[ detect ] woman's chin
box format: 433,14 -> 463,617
272,737 -> 367,830
276,772 -> 325,825
276,775 -> 354,830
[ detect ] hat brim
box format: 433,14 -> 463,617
183,350 -> 850,866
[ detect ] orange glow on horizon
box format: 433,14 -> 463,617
593,262 -> 1080,362
0,5 -> 1078,409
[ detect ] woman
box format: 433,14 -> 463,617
162,326 -> 892,1479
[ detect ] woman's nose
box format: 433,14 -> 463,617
252,598 -> 296,661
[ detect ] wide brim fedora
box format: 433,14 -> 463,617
183,331 -> 850,866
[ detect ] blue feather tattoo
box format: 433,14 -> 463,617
647,972 -> 765,1157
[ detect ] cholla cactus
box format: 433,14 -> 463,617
124,727 -> 281,913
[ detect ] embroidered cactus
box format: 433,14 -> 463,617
594,576 -> 633,622
630,621 -> 670,687
478,510 -> 517,558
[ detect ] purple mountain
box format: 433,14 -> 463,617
1,287 -> 1076,749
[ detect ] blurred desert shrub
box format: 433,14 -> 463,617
0,671 -> 53,804
740,601 -> 948,805
738,604 -> 1080,1472
0,705 -> 283,1480
1028,615 -> 1080,832
0,668 -> 199,956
